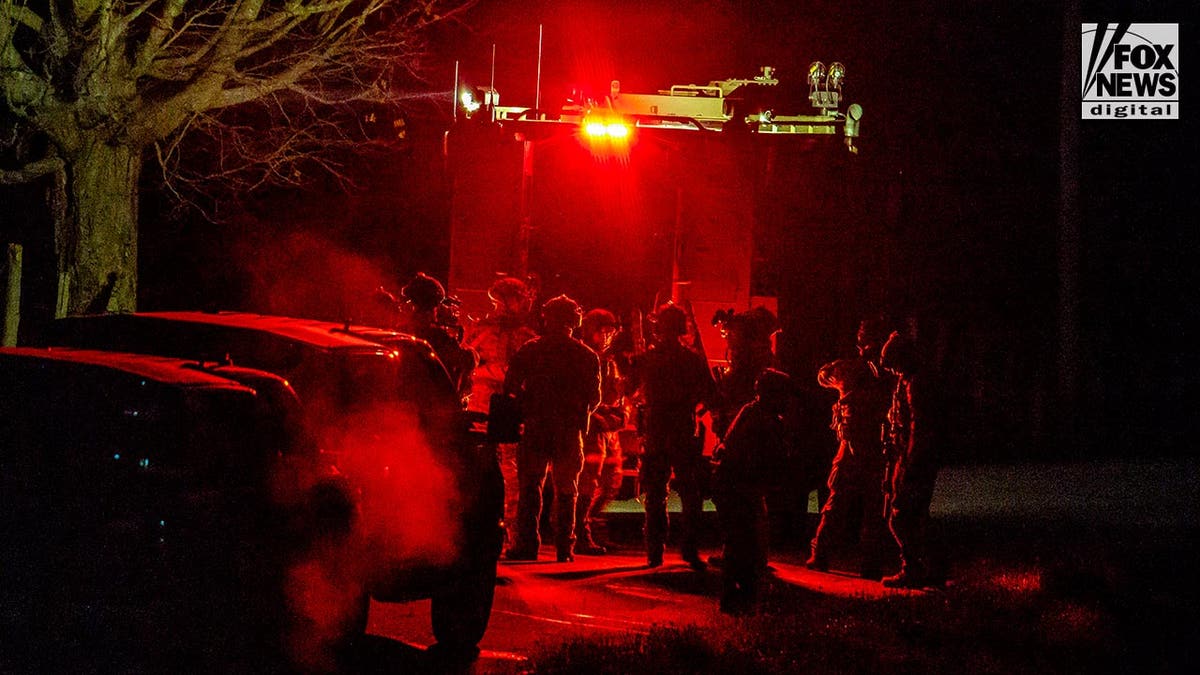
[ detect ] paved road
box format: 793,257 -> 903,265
929,458 -> 1199,526
357,457 -> 1199,672
365,547 -> 905,672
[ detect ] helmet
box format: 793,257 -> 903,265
581,308 -> 619,334
541,295 -> 583,329
754,368 -> 794,402
488,277 -> 531,304
880,331 -> 918,375
653,303 -> 689,339
725,307 -> 779,343
402,272 -> 446,311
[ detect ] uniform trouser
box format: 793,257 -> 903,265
810,437 -> 889,571
888,462 -> 938,574
641,432 -> 705,562
575,430 -> 622,545
498,442 -> 520,545
715,483 -> 768,600
513,425 -> 585,554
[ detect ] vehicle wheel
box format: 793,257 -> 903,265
430,563 -> 497,651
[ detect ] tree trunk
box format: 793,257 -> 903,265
61,141 -> 142,315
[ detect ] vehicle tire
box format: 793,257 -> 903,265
430,563 -> 497,651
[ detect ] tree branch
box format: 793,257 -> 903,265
0,150 -> 63,184
0,2 -> 45,31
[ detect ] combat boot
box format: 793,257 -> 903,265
646,539 -> 665,568
682,549 -> 708,572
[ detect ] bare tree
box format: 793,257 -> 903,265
1,0 -> 469,314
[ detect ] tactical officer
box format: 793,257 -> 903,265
464,277 -> 538,546
880,330 -> 940,588
502,295 -> 602,562
627,303 -> 717,570
465,277 -> 537,413
806,317 -> 895,579
399,272 -> 477,402
714,369 -> 794,613
711,307 -> 781,440
574,308 -> 626,555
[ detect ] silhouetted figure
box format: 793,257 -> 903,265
714,369 -> 794,614
399,272 -> 477,401
574,308 -> 626,555
503,295 -> 601,563
806,317 -> 895,579
711,306 -> 781,441
626,303 -> 717,570
710,306 -> 781,566
880,330 -> 941,588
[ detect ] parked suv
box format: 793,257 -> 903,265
0,347 -> 357,671
41,311 -> 506,652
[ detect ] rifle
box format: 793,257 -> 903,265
881,448 -> 897,519
680,298 -> 708,364
627,306 -> 648,436
881,380 -> 907,518
630,307 -> 647,356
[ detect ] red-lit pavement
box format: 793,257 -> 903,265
365,546 -> 898,672
359,458 -> 1200,671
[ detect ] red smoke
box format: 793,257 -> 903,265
327,404 -> 463,566
279,401 -> 462,668
236,231 -> 398,323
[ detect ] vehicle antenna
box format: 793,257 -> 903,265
535,24 -> 543,114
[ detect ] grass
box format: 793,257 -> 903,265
528,516 -> 1199,674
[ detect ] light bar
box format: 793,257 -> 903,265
583,117 -> 632,139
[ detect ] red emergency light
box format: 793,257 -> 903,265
579,115 -> 634,160
581,116 -> 633,140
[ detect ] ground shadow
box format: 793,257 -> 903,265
537,564 -> 652,581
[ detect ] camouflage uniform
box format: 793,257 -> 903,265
464,283 -> 537,545
881,332 -> 940,587
627,306 -> 716,568
575,345 -> 625,553
503,297 -> 601,561
807,353 -> 894,577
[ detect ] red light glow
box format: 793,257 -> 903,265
584,121 -> 609,137
579,116 -> 635,161
581,117 -> 632,140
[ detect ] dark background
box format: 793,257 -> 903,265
5,0 -> 1196,462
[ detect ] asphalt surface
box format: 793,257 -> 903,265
358,457 -> 1199,672
366,547 -> 905,673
